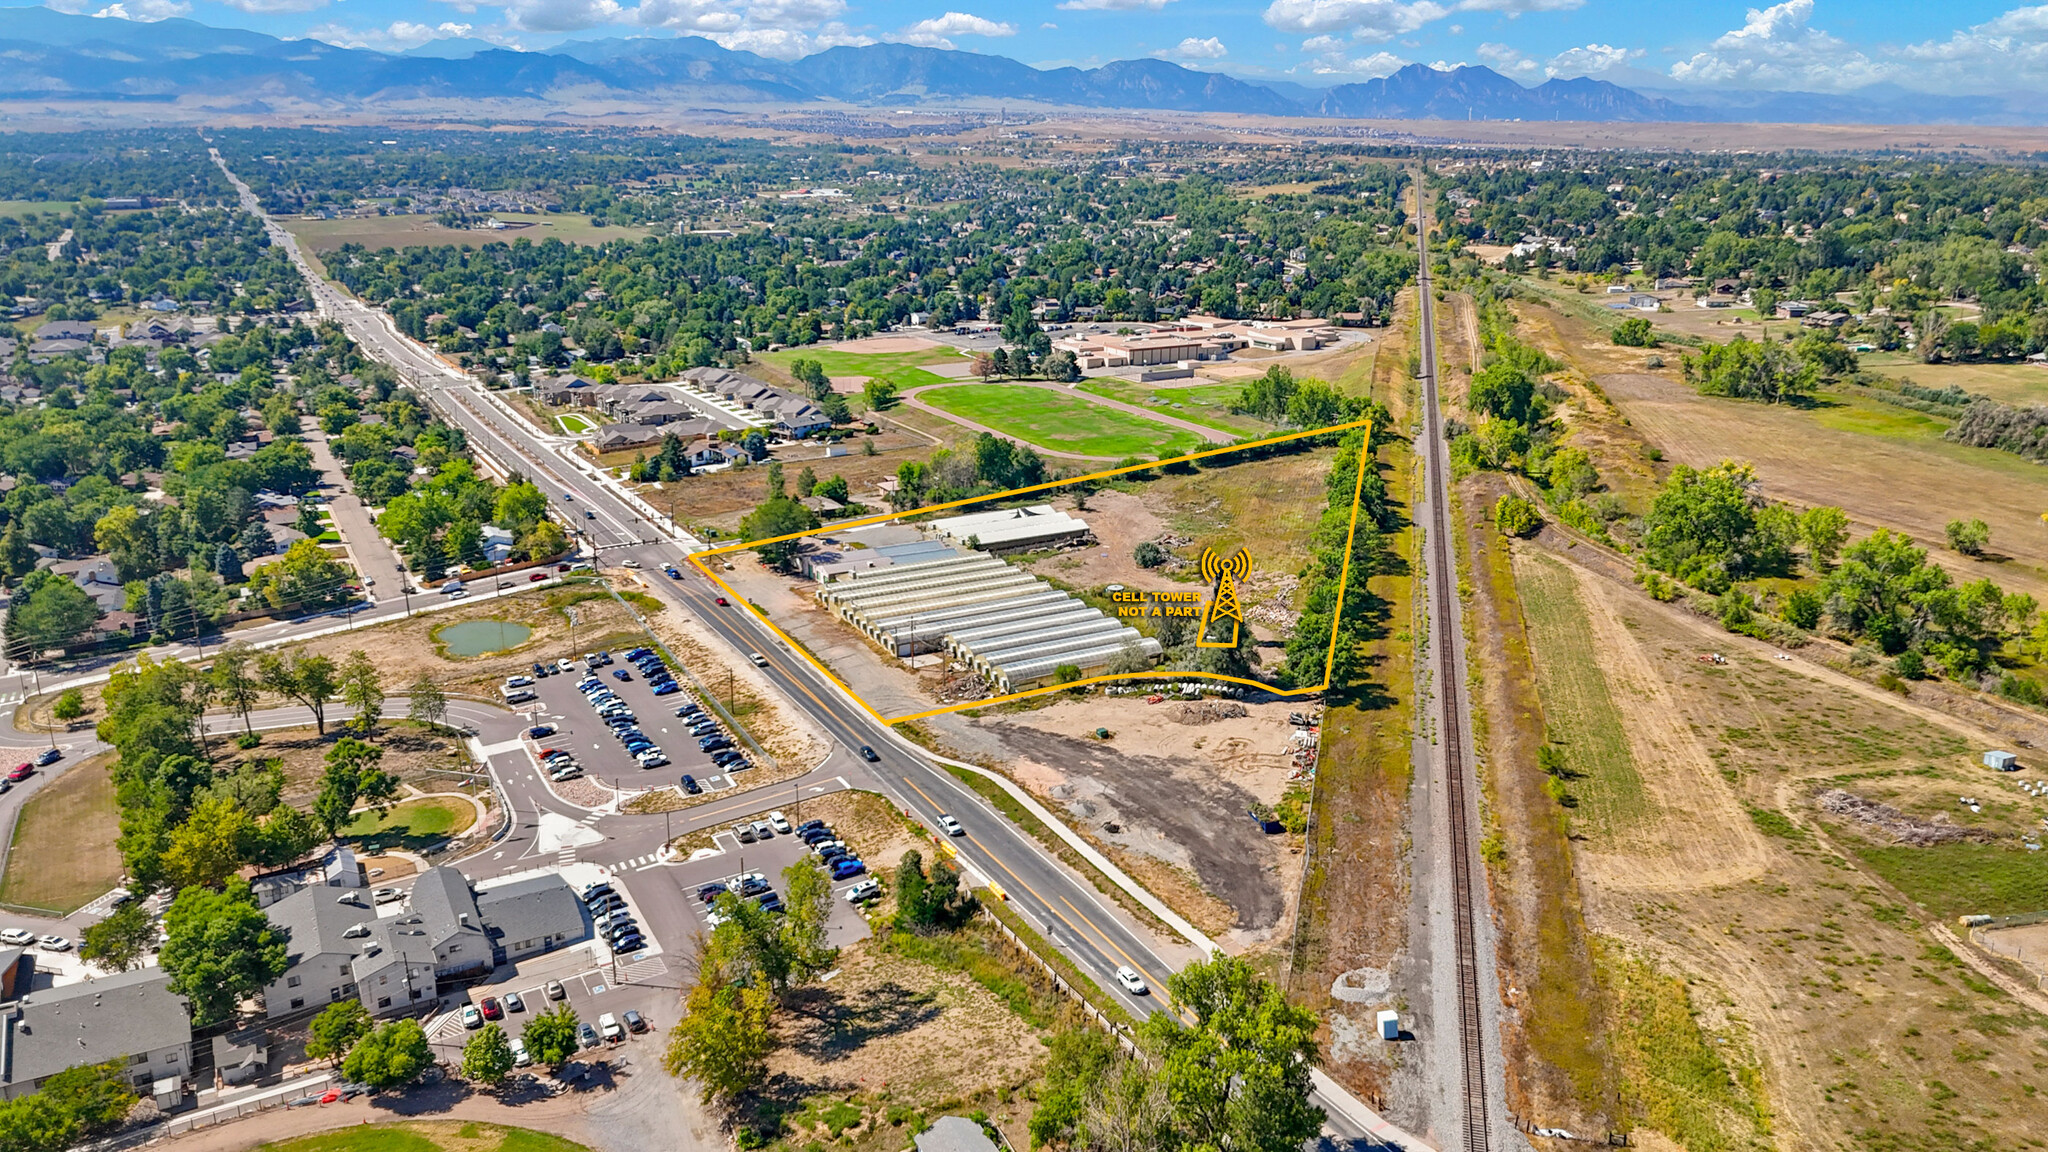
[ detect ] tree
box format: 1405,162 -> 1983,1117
738,496 -> 821,570
779,858 -> 839,987
664,975 -> 776,1105
213,542 -> 243,584
894,848 -> 975,934
1612,315 -> 1659,347
158,880 -> 288,1026
789,357 -> 830,398
1493,495 -> 1542,538
257,650 -> 338,734
741,430 -> 768,461
211,643 -> 260,735
161,796 -> 258,890
494,481 -> 550,533
1946,517 -> 1991,556
519,520 -> 569,561
249,539 -> 351,613
462,1023 -> 516,1086
1641,461 -> 1795,592
971,352 -> 997,381
862,378 -> 898,410
1820,528 -> 1954,654
407,674 -> 449,730
0,1062 -> 137,1151
313,737 -> 398,839
79,903 -> 155,973
1782,586 -> 1824,630
339,650 -> 384,732
51,688 -> 85,722
522,1004 -> 582,1068
342,1019 -> 433,1091
306,1000 -> 373,1064
1799,505 -> 1850,572
1682,336 -> 1816,404
1466,360 -> 1537,425
764,460 -> 785,499
5,573 -> 101,660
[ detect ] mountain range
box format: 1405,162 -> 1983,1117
0,6 -> 2039,125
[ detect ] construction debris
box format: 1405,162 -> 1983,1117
1815,789 -> 1997,846
1172,700 -> 1249,725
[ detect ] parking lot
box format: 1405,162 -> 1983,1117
514,648 -> 753,797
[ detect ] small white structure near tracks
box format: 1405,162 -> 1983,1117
1985,750 -> 2019,772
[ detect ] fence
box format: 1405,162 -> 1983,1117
86,1072 -> 336,1151
978,906 -> 1137,1055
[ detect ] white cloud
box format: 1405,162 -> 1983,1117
621,0 -> 871,56
897,11 -> 1018,49
1454,0 -> 1581,12
1159,35 -> 1227,59
494,0 -> 623,32
1668,0 -> 1888,91
306,20 -> 488,49
1264,0 -> 1447,38
1895,5 -> 2048,92
216,0 -> 329,12
700,23 -> 874,58
1055,0 -> 1174,11
1476,41 -> 1538,76
89,0 -> 189,18
1545,42 -> 1642,77
1297,38 -> 1410,75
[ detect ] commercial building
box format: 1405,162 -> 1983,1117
814,548 -> 1160,692
924,505 -> 1091,553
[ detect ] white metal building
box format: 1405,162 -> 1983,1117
924,505 -> 1091,553
815,552 -> 1160,691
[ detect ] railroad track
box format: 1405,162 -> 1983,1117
1413,176 -> 1494,1152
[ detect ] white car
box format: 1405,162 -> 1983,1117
844,879 -> 881,904
510,1038 -> 532,1067
621,559 -> 641,569
460,1004 -> 483,1029
372,887 -> 404,904
767,810 -> 792,835
936,814 -> 965,837
598,1012 -> 624,1042
1115,965 -> 1148,995
0,928 -> 34,946
37,935 -> 71,953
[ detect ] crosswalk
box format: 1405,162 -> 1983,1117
620,851 -> 666,871
556,811 -> 604,866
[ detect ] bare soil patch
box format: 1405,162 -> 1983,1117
640,598 -> 829,770
971,695 -> 1306,946
628,428 -> 928,534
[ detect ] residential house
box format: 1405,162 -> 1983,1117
43,556 -> 126,613
1,968 -> 192,1101
1627,293 -> 1660,311
32,321 -> 93,342
480,525 -> 515,565
1776,300 -> 1814,319
261,886 -> 377,1019
592,424 -> 665,454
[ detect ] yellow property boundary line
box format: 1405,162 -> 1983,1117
686,416 -> 1375,724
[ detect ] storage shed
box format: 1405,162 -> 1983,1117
1985,750 -> 2019,772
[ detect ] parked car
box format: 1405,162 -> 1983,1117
503,675 -> 533,689
679,774 -> 701,795
612,669 -> 632,681
737,874 -> 771,897
733,822 -> 757,843
621,559 -> 641,569
637,753 -> 669,769
612,935 -> 647,954
845,879 -> 881,904
511,1038 -> 532,1067
578,1022 -> 601,1048
33,749 -> 61,767
700,737 -> 731,753
372,887 -> 404,904
504,991 -> 526,1013
696,883 -> 727,903
461,1004 -> 483,1029
6,764 -> 31,782
546,980 -> 567,1001
527,724 -> 556,738
581,882 -> 614,902
598,1013 -> 624,1042
479,996 -> 503,1021
34,935 -> 69,953
797,819 -> 825,833
829,858 -> 867,880
623,1009 -> 648,1034
767,811 -> 793,835
652,682 -> 680,696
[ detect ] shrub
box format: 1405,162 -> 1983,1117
1493,495 -> 1542,538
51,688 -> 86,721
234,731 -> 263,750
1999,674 -> 2046,707
1613,316 -> 1659,347
1894,650 -> 1927,680
1133,540 -> 1167,568
1780,587 -> 1824,630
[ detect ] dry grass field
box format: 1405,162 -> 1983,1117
0,752 -> 121,915
1514,538 -> 2048,1151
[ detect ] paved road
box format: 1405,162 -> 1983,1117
303,427 -> 409,599
195,148 -> 1421,1149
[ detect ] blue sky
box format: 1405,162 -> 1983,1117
35,0 -> 2048,94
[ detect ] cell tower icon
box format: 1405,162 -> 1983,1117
1196,547 -> 1250,649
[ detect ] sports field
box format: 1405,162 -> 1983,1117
916,383 -> 1204,457
282,212 -> 644,253
0,200 -> 74,219
1076,379 -> 1267,436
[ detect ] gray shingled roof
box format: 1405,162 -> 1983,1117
476,875 -> 586,948
6,968 -> 190,1086
409,866 -> 486,951
266,887 -> 377,968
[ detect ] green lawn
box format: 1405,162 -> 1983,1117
1076,379 -> 1267,436
0,200 -> 75,219
555,412 -> 598,435
917,383 -> 1203,457
259,1121 -> 589,1152
341,797 -> 475,851
757,346 -> 964,381
0,754 -> 121,915
1845,839 -> 2048,921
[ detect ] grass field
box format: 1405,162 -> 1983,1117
1863,350 -> 2048,406
0,754 -> 122,915
1514,554 -> 1649,841
342,796 -> 475,851
555,412 -> 598,435
0,200 -> 74,219
917,383 -> 1202,457
1844,838 -> 2048,920
258,1121 -> 588,1152
282,212 -> 646,254
1075,379 -> 1267,436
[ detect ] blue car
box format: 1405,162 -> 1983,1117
679,774 -> 700,794
699,737 -> 730,753
652,682 -> 680,696
611,669 -> 632,681
626,647 -> 651,660
830,859 -> 867,880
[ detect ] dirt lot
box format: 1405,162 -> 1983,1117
749,933 -> 1050,1151
959,694 -> 1308,947
1517,536 -> 2048,1150
619,427 -> 936,535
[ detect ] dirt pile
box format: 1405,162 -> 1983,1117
1173,700 -> 1249,724
1815,788 -> 1998,845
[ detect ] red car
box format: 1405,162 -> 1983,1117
529,572 -> 546,582
715,597 -> 728,606
479,996 -> 503,1021
6,764 -> 30,783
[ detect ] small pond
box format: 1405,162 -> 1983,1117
437,619 -> 532,657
